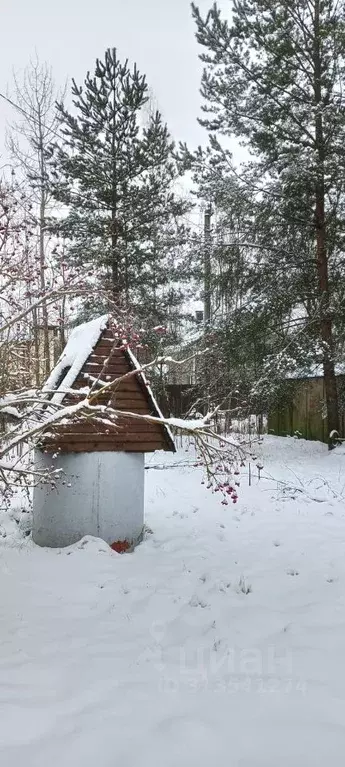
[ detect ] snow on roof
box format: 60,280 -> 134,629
288,362 -> 345,380
43,315 -> 109,405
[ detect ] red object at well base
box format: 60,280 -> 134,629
110,540 -> 131,554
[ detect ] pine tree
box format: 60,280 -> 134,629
52,47 -> 190,331
192,0 -> 345,440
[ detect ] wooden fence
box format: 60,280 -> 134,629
268,376 -> 345,443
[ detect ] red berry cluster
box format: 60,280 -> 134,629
218,481 -> 238,505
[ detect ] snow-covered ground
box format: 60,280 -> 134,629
1,436 -> 345,766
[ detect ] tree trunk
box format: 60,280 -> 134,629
110,48 -> 120,303
203,204 -> 212,329
203,204 -> 212,405
32,307 -> 40,387
39,193 -> 50,378
38,106 -> 50,379
111,221 -> 119,299
313,0 -> 339,445
315,186 -> 339,441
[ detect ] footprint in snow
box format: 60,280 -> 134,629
189,595 -> 209,609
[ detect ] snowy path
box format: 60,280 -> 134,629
1,437 -> 345,766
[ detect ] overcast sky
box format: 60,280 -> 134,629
0,0 -> 230,160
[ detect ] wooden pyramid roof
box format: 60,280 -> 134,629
42,316 -> 175,454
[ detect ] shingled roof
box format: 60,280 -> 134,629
41,315 -> 175,454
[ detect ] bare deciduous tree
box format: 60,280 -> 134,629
7,56 -> 66,377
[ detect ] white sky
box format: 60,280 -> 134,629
0,0 -> 230,161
